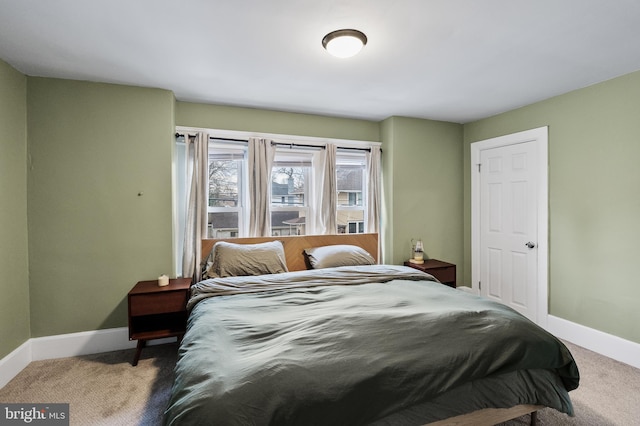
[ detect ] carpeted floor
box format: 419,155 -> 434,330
0,344 -> 178,425
0,340 -> 638,425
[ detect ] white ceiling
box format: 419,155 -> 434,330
2,0 -> 640,123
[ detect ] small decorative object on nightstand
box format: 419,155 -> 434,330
410,238 -> 425,264
127,277 -> 191,366
404,259 -> 456,288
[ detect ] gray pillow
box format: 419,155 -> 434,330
304,244 -> 375,269
204,240 -> 288,278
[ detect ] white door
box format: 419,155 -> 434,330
471,127 -> 548,326
480,142 -> 538,321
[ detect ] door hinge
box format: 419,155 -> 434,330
478,281 -> 482,290
476,163 -> 481,172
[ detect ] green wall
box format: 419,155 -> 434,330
2,63 -> 637,351
463,70 -> 640,344
380,118 -> 396,262
176,102 -> 380,142
382,117 -> 464,271
27,78 -> 175,337
0,60 -> 30,358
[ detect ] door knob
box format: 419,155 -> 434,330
525,242 -> 536,249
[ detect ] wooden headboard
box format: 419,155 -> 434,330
201,233 -> 379,272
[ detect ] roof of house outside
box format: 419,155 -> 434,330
282,216 -> 305,225
209,211 -> 301,229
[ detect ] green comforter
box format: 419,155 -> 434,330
164,265 -> 579,425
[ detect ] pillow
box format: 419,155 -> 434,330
304,244 -> 375,269
204,240 -> 288,278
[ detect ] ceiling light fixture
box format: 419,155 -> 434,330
322,29 -> 367,58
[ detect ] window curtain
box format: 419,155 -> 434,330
248,137 -> 275,237
366,145 -> 381,234
319,143 -> 337,234
182,132 -> 209,283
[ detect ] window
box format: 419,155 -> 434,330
207,143 -> 247,238
348,221 -> 365,234
271,149 -> 313,236
176,130 -> 378,245
337,152 -> 366,233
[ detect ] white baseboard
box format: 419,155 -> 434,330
30,327 -> 136,361
0,327 -> 177,389
547,315 -> 640,369
0,341 -> 32,389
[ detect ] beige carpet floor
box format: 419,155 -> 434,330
0,340 -> 638,425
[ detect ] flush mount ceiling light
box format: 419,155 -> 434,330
322,29 -> 367,58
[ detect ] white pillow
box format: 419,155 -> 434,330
204,240 -> 288,278
304,244 -> 375,269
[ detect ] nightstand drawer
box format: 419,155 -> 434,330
429,267 -> 455,284
130,291 -> 187,316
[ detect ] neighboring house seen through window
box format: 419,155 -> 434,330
336,154 -> 365,235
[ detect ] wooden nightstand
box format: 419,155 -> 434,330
127,277 -> 191,366
404,259 -> 456,288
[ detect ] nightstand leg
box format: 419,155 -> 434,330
132,339 -> 146,366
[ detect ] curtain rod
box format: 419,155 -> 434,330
270,142 -> 374,152
338,146 -> 373,153
175,133 -> 247,143
271,142 -> 325,150
175,133 -> 376,153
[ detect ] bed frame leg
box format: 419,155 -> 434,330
530,410 -> 537,426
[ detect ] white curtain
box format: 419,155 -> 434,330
248,137 -> 275,237
182,132 -> 209,282
366,145 -> 381,234
319,143 -> 337,234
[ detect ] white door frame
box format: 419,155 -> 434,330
471,126 -> 549,328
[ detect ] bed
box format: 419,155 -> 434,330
163,233 -> 579,425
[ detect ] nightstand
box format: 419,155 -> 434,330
404,259 -> 456,288
127,277 -> 191,366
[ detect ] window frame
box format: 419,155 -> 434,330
336,151 -> 367,234
206,142 -> 248,238
270,149 -> 315,236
